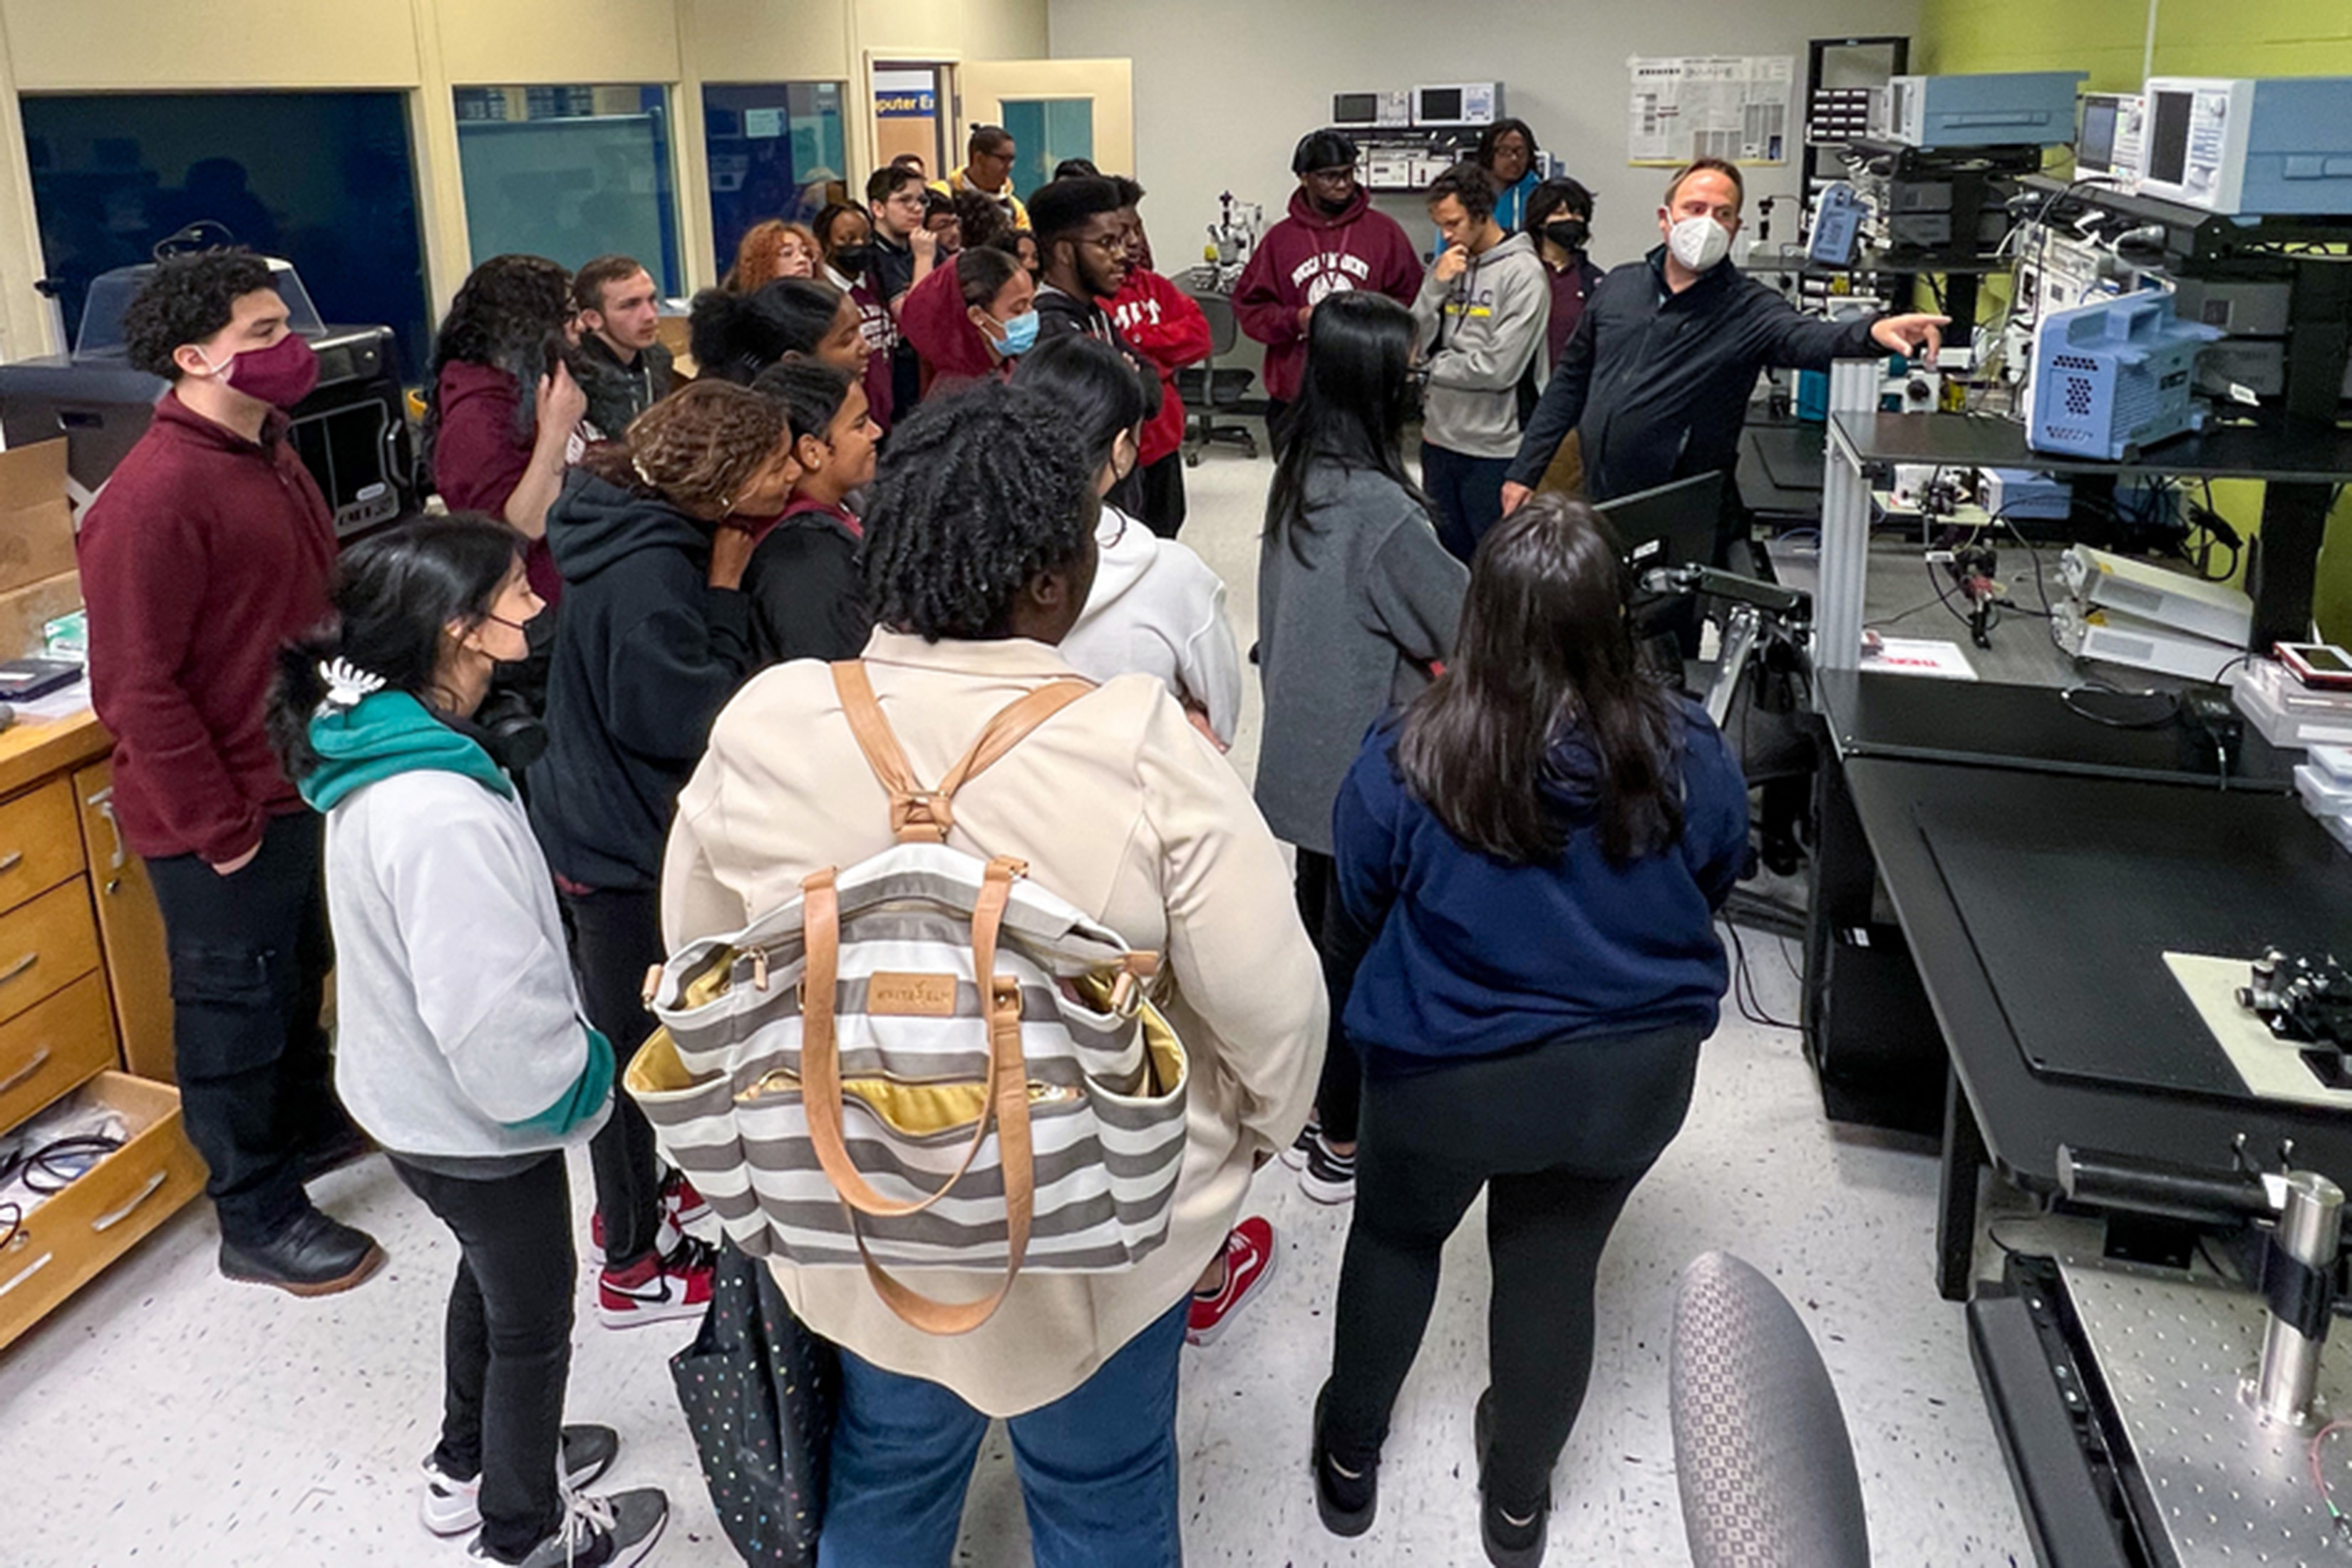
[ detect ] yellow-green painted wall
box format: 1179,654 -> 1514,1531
1922,0 -> 2352,636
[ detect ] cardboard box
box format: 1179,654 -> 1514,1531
0,442 -> 79,597
0,570 -> 83,661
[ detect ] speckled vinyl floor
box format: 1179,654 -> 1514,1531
0,445 -> 2032,1566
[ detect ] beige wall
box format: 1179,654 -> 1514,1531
0,0 -> 1048,363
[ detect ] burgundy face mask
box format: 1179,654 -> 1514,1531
202,332 -> 321,409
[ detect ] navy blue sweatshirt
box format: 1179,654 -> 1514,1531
1332,700 -> 1749,1067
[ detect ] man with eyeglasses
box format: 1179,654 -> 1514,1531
866,163 -> 938,416
932,124 -> 1031,234
1028,175 -> 1152,516
1234,129 -> 1423,442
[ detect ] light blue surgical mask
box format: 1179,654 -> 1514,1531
993,309 -> 1040,358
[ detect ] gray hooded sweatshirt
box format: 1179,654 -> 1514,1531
1411,229 -> 1552,460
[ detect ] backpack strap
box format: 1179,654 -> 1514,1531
832,661 -> 1094,845
797,855 -> 1036,1335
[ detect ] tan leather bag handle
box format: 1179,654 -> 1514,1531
831,661 -> 1093,845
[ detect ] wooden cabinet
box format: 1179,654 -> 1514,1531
0,711 -> 201,1351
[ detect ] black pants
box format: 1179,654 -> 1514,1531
1138,452 -> 1187,540
392,1154 -> 575,1562
566,886 -> 666,1269
1324,1022 -> 1703,1506
1263,397 -> 1291,456
146,810 -> 339,1247
1292,850 -> 1372,1145
1420,443 -> 1512,564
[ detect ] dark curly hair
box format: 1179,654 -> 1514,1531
1425,160 -> 1497,225
952,187 -> 1009,250
121,249 -> 278,380
425,254 -> 574,459
861,381 -> 1098,641
576,380 -> 788,517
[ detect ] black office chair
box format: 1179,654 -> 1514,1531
1671,1251 -> 1871,1567
1175,287 -> 1257,463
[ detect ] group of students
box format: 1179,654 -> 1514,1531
62,126 -> 1909,1568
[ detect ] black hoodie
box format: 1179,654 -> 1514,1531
743,497 -> 871,668
528,467 -> 752,890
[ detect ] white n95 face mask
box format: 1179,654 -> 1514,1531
1668,214 -> 1732,272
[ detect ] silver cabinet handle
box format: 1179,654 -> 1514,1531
0,954 -> 37,986
92,1171 -> 168,1232
0,1047 -> 51,1095
0,1252 -> 53,1298
85,786 -> 125,873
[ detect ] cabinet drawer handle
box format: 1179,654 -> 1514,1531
0,1047 -> 51,1095
0,1251 -> 53,1298
92,1171 -> 168,1232
0,852 -> 21,875
86,788 -> 125,873
0,954 -> 36,986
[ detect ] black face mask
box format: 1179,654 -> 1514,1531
831,244 -> 871,281
1311,187 -> 1357,217
1544,219 -> 1590,254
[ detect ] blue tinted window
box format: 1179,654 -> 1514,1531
702,82 -> 850,270
20,91 -> 430,378
455,86 -> 682,296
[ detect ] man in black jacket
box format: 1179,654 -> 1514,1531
1502,158 -> 1945,558
1028,175 -> 1155,517
572,254 -> 675,439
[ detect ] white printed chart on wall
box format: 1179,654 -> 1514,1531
1626,56 -> 1795,167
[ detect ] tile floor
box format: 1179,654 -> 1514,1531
0,445 -> 2035,1566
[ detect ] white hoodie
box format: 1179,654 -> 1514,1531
1058,505 -> 1242,745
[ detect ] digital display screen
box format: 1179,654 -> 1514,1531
2078,101 -> 2118,172
2296,646 -> 2352,674
1420,88 -> 1463,122
1333,93 -> 1378,124
2148,90 -> 2193,185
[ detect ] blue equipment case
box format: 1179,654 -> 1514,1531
2026,292 -> 2222,461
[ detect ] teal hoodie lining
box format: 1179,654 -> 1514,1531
301,691 -> 515,811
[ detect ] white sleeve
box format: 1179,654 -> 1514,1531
1178,572 -> 1244,747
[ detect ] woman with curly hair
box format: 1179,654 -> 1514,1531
720,219 -> 821,293
529,381 -> 801,1330
428,254 -> 588,604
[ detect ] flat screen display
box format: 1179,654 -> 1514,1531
1419,87 -> 1463,123
1333,93 -> 1378,125
2078,100 -> 2118,172
2148,90 -> 2194,185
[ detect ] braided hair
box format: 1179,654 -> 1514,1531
862,381 -> 1098,641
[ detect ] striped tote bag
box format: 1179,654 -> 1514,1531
629,663 -> 1188,1335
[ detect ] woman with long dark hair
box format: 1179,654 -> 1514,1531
1256,289 -> 1468,1207
426,254 -> 586,604
686,277 -> 867,386
269,516 -> 666,1567
530,381 -> 799,1329
1309,495 -> 1749,1567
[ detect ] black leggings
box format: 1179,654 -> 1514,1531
1323,1023 -> 1703,1507
567,887 -> 666,1269
1293,850 -> 1373,1144
392,1154 -> 576,1562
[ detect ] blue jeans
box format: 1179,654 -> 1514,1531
1420,442 -> 1512,563
817,1297 -> 1190,1568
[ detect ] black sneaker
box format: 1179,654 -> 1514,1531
1279,1110 -> 1323,1170
220,1208 -> 385,1296
1475,1388 -> 1550,1568
469,1487 -> 667,1568
1311,1386 -> 1378,1537
1299,1132 -> 1356,1205
296,1118 -> 377,1182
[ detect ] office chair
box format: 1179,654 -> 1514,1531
1670,1251 -> 1870,1568
1175,287 -> 1257,463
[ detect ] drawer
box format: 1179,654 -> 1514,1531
0,973 -> 114,1132
0,879 -> 98,1026
0,780 -> 86,917
0,1071 -> 207,1350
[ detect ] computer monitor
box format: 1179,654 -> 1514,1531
2078,98 -> 2118,173
1597,471 -> 1726,574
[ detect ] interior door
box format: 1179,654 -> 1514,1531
953,58 -> 1133,195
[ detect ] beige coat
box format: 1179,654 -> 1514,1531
661,629 -> 1326,1415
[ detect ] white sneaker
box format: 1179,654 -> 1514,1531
467,1487 -> 669,1568
421,1424 -> 621,1537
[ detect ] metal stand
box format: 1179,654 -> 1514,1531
1814,358 -> 1883,674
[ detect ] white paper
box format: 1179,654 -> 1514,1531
1627,55 -> 1793,167
8,677 -> 91,723
744,108 -> 784,140
1860,638 -> 1979,681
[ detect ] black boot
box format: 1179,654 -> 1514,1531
1311,1385 -> 1379,1537
220,1207 -> 384,1296
1475,1388 -> 1551,1568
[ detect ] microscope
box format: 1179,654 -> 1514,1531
1202,192 -> 1264,291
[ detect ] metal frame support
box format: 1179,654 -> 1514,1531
1814,359 -> 1883,673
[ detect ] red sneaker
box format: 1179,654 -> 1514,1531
597,1237 -> 715,1329
589,1168 -> 706,1262
1187,1217 -> 1279,1347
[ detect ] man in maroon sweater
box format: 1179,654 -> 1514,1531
1233,129 -> 1424,443
79,250 -> 383,1296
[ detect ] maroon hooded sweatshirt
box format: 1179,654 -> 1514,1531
79,393 -> 337,865
898,262 -> 1015,394
1232,187 -> 1424,403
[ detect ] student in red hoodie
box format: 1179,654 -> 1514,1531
1106,177 -> 1213,540
897,244 -> 1037,395
78,249 -> 383,1298
1234,129 -> 1424,443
